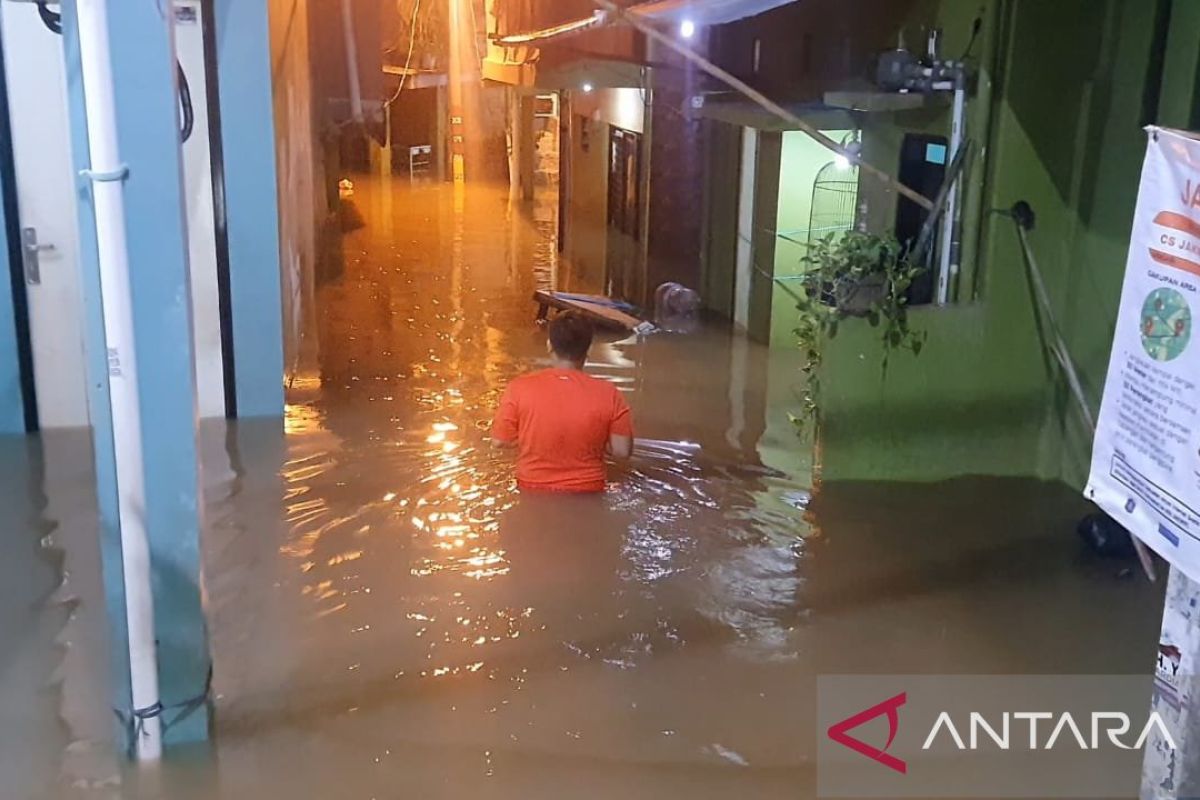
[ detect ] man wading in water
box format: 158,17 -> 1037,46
491,312 -> 633,491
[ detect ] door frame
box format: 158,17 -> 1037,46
199,0 -> 237,418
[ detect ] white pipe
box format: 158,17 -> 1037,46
340,0 -> 364,122
936,81 -> 966,305
75,0 -> 163,760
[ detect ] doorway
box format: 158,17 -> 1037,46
0,0 -> 232,429
606,126 -> 641,302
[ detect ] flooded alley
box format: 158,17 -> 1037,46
1,175 -> 1167,799
1,1 -> 1194,796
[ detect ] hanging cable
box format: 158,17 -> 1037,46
385,0 -> 422,107
177,61 -> 194,142
35,1 -> 63,34
36,1 -> 193,142
1006,201 -> 1157,583
961,15 -> 983,60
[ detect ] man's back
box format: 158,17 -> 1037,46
493,367 -> 632,492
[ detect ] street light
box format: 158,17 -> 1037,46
680,19 -> 696,39
582,82 -> 594,93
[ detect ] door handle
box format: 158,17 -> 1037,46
21,227 -> 54,285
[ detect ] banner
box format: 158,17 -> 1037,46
1088,127 -> 1200,581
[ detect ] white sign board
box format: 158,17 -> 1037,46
1088,127 -> 1200,581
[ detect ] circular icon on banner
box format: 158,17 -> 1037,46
1140,288 -> 1191,362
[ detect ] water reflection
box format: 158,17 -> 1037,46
8,178 -> 1167,800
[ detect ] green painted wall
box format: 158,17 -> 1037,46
819,0 -> 1200,485
769,130 -> 855,347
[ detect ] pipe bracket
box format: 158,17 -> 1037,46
80,165 -> 129,183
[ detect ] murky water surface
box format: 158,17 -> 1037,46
0,179 -> 1165,799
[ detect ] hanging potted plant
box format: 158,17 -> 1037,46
793,231 -> 928,429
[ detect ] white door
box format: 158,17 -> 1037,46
0,3 -> 89,429
0,2 -> 226,428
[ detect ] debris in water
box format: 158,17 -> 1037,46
704,743 -> 749,766
782,490 -> 812,511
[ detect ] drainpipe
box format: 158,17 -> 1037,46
340,0 -> 364,122
935,70 -> 967,305
75,0 -> 162,760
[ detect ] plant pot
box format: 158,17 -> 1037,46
805,273 -> 887,317
837,274 -> 887,317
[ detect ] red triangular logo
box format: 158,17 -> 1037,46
827,692 -> 907,774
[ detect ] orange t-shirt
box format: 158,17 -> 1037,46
492,368 -> 633,493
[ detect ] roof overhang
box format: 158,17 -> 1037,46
630,0 -> 800,24
685,92 -> 857,131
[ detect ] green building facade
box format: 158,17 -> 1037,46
819,0 -> 1200,487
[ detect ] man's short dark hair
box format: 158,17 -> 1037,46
549,312 -> 594,363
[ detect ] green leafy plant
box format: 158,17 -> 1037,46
792,231 -> 928,429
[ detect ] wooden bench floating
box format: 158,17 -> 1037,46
532,290 -> 648,333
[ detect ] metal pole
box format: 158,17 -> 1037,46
340,0 -> 364,122
76,0 -> 162,760
936,77 -> 966,304
447,0 -> 466,182
1016,224 -> 1157,582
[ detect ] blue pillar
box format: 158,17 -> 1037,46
58,0 -> 132,746
212,0 -> 285,418
78,0 -> 211,747
0,17 -> 27,435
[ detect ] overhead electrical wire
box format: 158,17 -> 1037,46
35,0 -> 194,143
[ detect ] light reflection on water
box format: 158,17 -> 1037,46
194,179 -> 815,797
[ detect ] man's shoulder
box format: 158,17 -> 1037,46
508,368 -> 620,395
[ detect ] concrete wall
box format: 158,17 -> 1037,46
562,102 -> 609,295
573,87 -> 644,135
647,82 -> 706,304
710,0 -> 921,101
268,0 -> 324,385
699,119 -> 741,321
818,0 -> 1200,485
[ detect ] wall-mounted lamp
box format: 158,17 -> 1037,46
680,19 -> 696,39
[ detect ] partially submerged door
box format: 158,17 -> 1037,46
0,3 -> 89,429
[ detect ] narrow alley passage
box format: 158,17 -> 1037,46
0,173 -> 1168,800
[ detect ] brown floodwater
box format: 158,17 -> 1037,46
0,178 -> 1166,799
